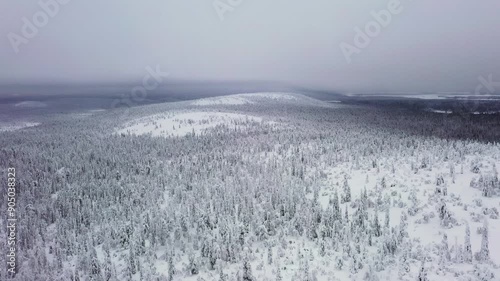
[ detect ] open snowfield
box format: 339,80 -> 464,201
344,93 -> 500,101
14,101 -> 48,108
191,96 -> 253,106
116,111 -> 275,138
191,92 -> 300,106
0,121 -> 40,132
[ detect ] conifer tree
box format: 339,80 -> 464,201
478,219 -> 489,261
385,208 -> 390,229
464,223 -> 472,263
342,177 -> 351,203
417,260 -> 428,281
242,257 -> 254,281
373,209 -> 382,237
267,246 -> 273,265
276,263 -> 283,281
167,253 -> 175,281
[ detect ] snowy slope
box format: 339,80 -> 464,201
116,111 -> 278,138
14,101 -> 48,108
191,93 -> 300,106
0,121 -> 40,132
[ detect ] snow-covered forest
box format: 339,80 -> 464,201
1,93 -> 499,281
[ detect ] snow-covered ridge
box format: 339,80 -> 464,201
344,93 -> 500,101
116,111 -> 275,138
191,92 -> 300,106
426,109 -> 453,114
0,122 -> 40,132
14,101 -> 47,108
426,108 -> 500,115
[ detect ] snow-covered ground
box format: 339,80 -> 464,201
426,108 -> 500,115
4,92 -> 499,281
344,93 -> 500,100
72,109 -> 107,118
426,109 -> 453,114
315,156 -> 500,279
116,111 -> 275,137
191,92 -> 299,106
0,121 -> 40,132
191,96 -> 253,106
14,101 -> 48,108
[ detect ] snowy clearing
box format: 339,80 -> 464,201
426,109 -> 453,114
191,92 -> 299,106
116,111 -> 275,137
0,121 -> 40,132
191,96 -> 253,106
14,101 -> 48,108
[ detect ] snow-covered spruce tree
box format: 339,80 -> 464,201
126,245 -> 137,278
333,188 -> 342,222
335,256 -> 344,270
450,163 -> 456,184
342,176 -> 351,203
364,264 -> 379,281
302,258 -> 312,281
398,241 -> 410,279
276,262 -> 283,281
208,236 -> 220,270
372,208 -> 382,237
103,253 -> 115,281
439,234 -> 450,267
482,179 -> 494,198
464,223 -> 473,263
476,219 -> 489,262
242,256 -> 254,281
218,266 -> 227,281
438,200 -> 452,228
89,248 -> 102,281
452,237 -> 463,264
473,264 -> 496,281
354,195 -> 367,232
188,253 -> 199,275
345,205 -> 350,224
435,174 -> 445,195
319,237 -> 326,257
350,254 -> 360,274
417,260 -> 428,281
384,208 -> 390,229
398,211 -> 408,243
408,188 -> 419,216
167,252 -> 175,281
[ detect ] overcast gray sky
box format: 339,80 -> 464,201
1,0 -> 499,93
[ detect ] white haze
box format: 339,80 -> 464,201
1,0 -> 499,93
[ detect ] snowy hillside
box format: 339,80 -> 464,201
0,121 -> 40,132
1,92 -> 499,281
191,93 -> 299,106
190,92 -> 329,107
116,111 -> 276,138
14,101 -> 48,108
